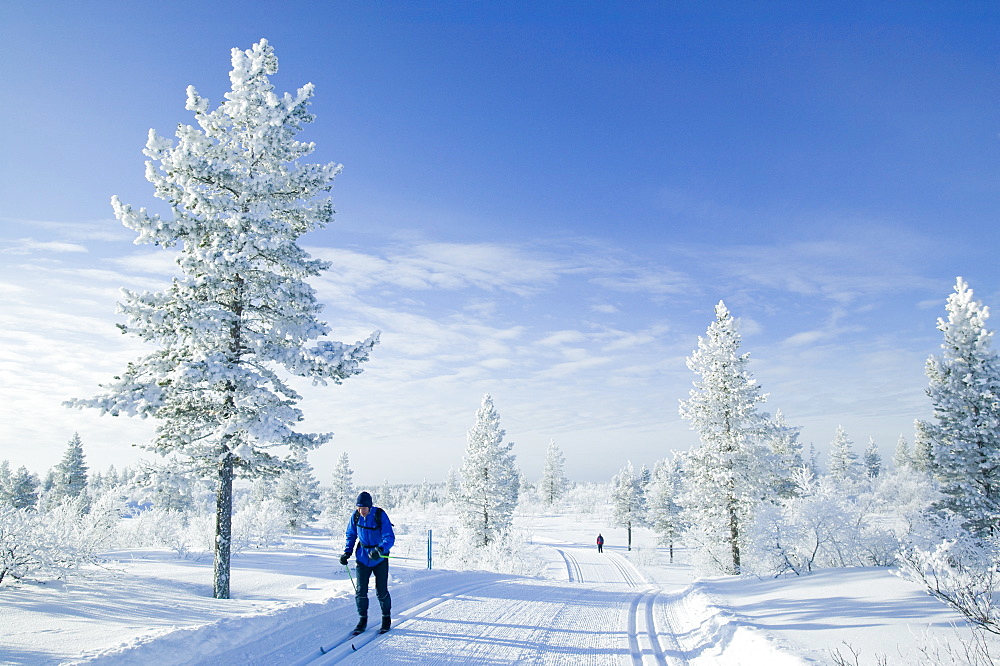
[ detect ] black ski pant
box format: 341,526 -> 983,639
355,558 -> 391,618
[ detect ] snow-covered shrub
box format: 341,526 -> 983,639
184,512 -> 216,555
232,499 -> 288,551
117,507 -> 212,558
563,482 -> 610,516
320,505 -> 355,539
436,525 -> 544,577
630,545 -> 662,567
871,467 -> 938,536
516,483 -> 546,516
79,491 -> 126,550
898,531 -> 1000,635
912,625 -> 999,666
746,471 -> 904,576
0,508 -> 53,584
0,503 -> 116,585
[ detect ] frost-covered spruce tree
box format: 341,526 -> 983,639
51,433 -> 89,509
912,420 -> 934,474
8,467 -> 39,511
539,439 -> 568,507
612,460 -> 645,551
445,466 -> 461,505
69,40 -> 379,598
647,454 -> 683,562
920,278 -> 1000,537
828,426 -> 862,484
679,301 -> 774,574
0,462 -> 10,507
275,452 -> 321,531
863,437 -> 882,479
893,434 -> 912,471
376,479 -> 395,510
458,394 -> 520,547
768,409 -> 804,499
329,452 -> 356,517
638,463 -> 652,489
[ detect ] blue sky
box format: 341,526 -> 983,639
1,2 -> 998,484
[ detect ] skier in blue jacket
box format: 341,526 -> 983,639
340,491 -> 395,635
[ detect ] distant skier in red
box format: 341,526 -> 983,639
596,533 -> 604,553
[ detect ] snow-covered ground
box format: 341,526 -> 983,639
0,513 -> 990,665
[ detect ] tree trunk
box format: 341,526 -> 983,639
727,491 -> 741,575
214,451 -> 234,599
627,522 -> 632,551
214,276 -> 242,599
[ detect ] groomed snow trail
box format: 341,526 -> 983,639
319,546 -> 684,665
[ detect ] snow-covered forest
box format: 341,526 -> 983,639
4,34 -> 1000,666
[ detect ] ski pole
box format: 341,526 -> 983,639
344,562 -> 357,593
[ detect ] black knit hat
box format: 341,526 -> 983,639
356,491 -> 373,507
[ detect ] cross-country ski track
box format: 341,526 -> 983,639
224,545 -> 767,666
268,546 -> 676,666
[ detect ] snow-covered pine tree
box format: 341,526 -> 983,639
539,439 -> 568,507
376,479 -> 395,510
678,301 -> 774,574
806,442 -> 820,476
646,454 -> 684,562
329,452 -> 356,518
920,278 -> 1000,537
275,452 -> 321,531
611,460 -> 644,551
89,471 -> 105,494
68,40 -> 379,598
41,470 -> 55,494
105,465 -> 121,488
8,467 -> 39,511
638,464 -> 652,489
912,420 -> 934,474
768,409 -> 804,499
417,479 -> 434,508
863,437 -> 882,479
52,432 -> 89,509
0,462 -> 10,507
458,394 -> 520,547
827,426 -> 862,483
893,434 -> 912,471
445,466 -> 461,505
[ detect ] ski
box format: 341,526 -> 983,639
317,630 -> 360,655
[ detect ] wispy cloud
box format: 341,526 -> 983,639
313,242 -> 572,297
0,218 -> 129,243
108,251 -> 178,276
1,238 -> 89,255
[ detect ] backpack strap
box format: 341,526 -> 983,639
353,508 -> 383,546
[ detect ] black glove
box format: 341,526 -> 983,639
368,546 -> 383,560
339,552 -> 350,566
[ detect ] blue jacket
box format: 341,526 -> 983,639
345,507 -> 395,567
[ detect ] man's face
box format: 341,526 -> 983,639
358,505 -> 371,517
